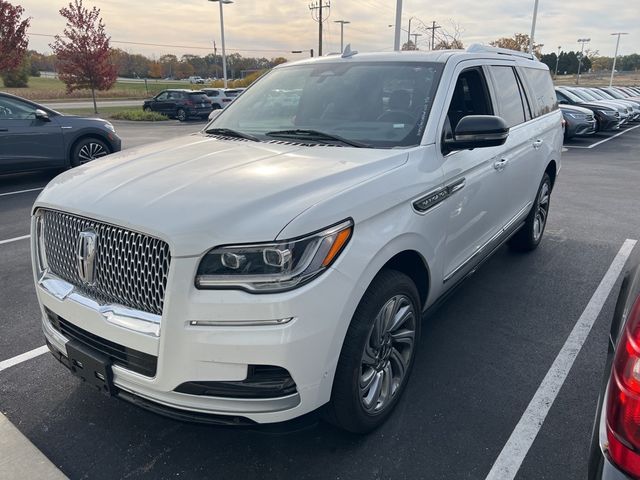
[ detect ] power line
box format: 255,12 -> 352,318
27,32 -> 295,53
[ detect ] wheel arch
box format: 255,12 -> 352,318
545,160 -> 557,189
379,250 -> 430,310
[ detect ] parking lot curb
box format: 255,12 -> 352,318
0,412 -> 67,480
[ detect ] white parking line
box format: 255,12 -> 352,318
485,238 -> 637,480
565,124 -> 640,149
0,187 -> 44,197
0,345 -> 49,373
0,234 -> 30,246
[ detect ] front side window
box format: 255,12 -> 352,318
0,97 -> 37,120
489,66 -> 526,127
210,61 -> 444,148
156,92 -> 168,101
445,68 -> 493,137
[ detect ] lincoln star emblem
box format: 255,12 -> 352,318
76,230 -> 98,285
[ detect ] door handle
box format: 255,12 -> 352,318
532,139 -> 543,149
493,158 -> 509,171
0,129 -> 8,132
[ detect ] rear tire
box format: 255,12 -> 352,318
325,269 -> 421,433
509,173 -> 552,252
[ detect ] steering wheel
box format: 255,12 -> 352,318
376,111 -> 416,124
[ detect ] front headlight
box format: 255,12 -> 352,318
195,219 -> 353,292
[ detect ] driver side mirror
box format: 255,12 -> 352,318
444,115 -> 509,153
35,109 -> 50,122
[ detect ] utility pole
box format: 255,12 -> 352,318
576,38 -> 590,85
554,45 -> 561,79
411,33 -> 422,49
309,1 -> 330,56
529,0 -> 539,54
609,32 -> 628,87
393,0 -> 402,51
424,21 -> 441,50
334,20 -> 350,52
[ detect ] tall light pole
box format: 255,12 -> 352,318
576,38 -> 590,85
554,45 -> 561,78
529,0 -> 540,54
393,0 -> 402,51
209,0 -> 233,88
609,32 -> 628,87
334,20 -> 350,52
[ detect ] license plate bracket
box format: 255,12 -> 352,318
66,340 -> 114,396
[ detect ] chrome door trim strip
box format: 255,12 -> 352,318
443,201 -> 533,283
412,177 -> 466,215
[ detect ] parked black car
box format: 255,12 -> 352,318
556,88 -> 621,131
143,89 -> 213,121
589,262 -> 640,480
560,104 -> 597,140
0,92 -> 121,175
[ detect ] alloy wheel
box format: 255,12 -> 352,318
77,142 -> 108,164
533,181 -> 550,242
359,294 -> 416,414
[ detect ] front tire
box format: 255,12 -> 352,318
70,138 -> 110,167
325,269 -> 421,433
176,108 -> 187,122
509,173 -> 552,252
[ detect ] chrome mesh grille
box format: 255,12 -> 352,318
40,209 -> 171,315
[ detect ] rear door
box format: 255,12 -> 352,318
0,96 -> 65,172
485,64 -> 540,221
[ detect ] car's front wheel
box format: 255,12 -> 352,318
326,269 -> 420,433
71,138 -> 110,167
509,172 -> 552,252
176,108 -> 187,122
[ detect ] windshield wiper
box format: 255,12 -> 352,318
204,127 -> 260,142
265,129 -> 370,148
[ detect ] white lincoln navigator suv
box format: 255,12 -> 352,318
32,45 -> 562,433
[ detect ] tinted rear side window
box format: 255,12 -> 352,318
523,67 -> 558,117
489,66 -> 526,127
189,93 -> 209,101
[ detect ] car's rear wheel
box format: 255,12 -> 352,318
71,138 -> 110,167
176,108 -> 187,122
325,269 -> 420,433
509,172 -> 552,252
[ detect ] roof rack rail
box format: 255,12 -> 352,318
466,43 -> 537,61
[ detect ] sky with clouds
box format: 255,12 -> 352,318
15,0 -> 639,60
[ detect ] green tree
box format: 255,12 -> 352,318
1,56 -> 30,87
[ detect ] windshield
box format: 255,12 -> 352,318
208,61 -> 443,148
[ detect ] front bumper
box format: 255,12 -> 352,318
35,251 -> 357,424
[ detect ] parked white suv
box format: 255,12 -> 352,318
32,45 -> 562,433
188,76 -> 205,85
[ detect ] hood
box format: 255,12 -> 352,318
576,101 -> 617,112
34,134 -> 408,256
55,114 -> 113,127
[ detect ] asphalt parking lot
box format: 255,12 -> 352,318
1,123 -> 639,479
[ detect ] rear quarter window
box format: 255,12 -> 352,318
523,67 -> 558,117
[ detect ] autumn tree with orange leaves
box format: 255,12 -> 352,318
0,1 -> 30,73
50,0 -> 117,113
